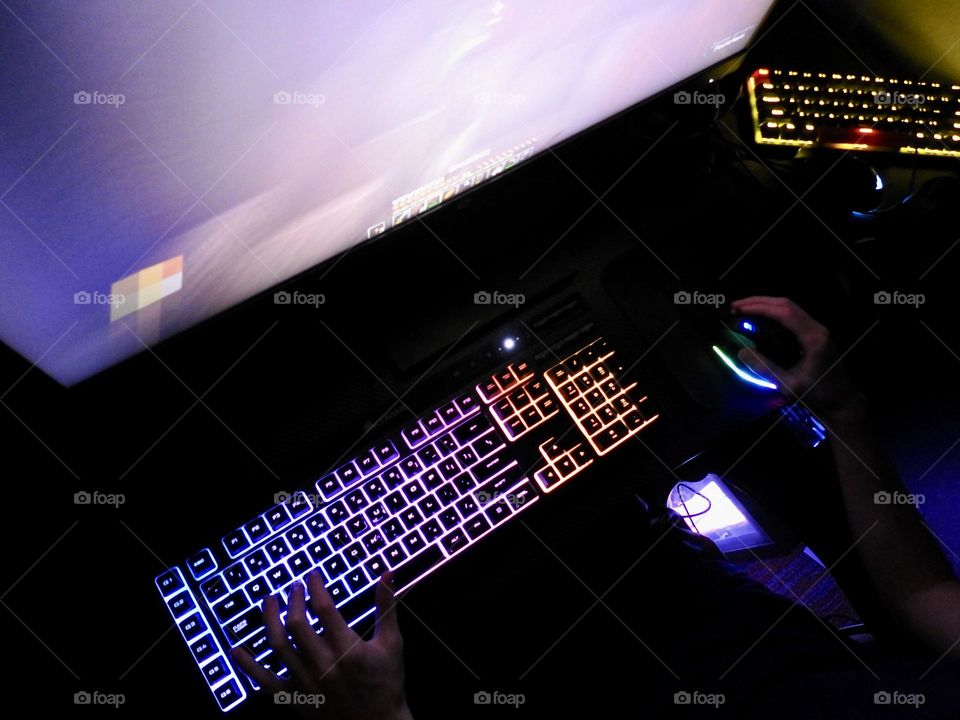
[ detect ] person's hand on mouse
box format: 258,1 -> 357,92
730,296 -> 862,419
232,570 -> 413,720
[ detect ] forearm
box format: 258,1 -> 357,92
823,395 -> 960,655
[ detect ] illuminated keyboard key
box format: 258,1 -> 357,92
201,656 -> 229,686
439,402 -> 460,424
478,379 -> 500,402
180,613 -> 207,641
423,412 -> 444,435
317,474 -> 342,500
400,456 -> 423,479
168,591 -> 195,618
595,421 -> 629,452
374,441 -> 399,464
337,462 -> 361,487
402,422 -> 427,448
495,369 -> 517,391
452,415 -> 490,444
288,551 -> 310,575
285,524 -> 310,550
504,417 -> 524,438
244,550 -> 268,574
440,529 -> 469,555
455,446 -> 478,467
201,576 -> 228,603
455,393 -> 479,414
265,538 -> 290,563
322,554 -> 347,579
213,591 -> 249,623
188,549 -> 217,580
265,504 -> 292,531
356,450 -> 378,475
222,530 -> 250,558
421,519 -> 444,541
464,514 -> 492,540
266,564 -> 292,591
224,607 -> 265,646
156,569 -> 184,597
213,679 -> 243,711
365,554 -> 388,578
285,491 -> 312,518
246,576 -> 270,603
485,499 -> 511,525
345,568 -> 369,593
306,539 -> 332,564
329,527 -> 351,550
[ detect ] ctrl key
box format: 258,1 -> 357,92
213,678 -> 244,711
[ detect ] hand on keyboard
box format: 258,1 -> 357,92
232,570 -> 413,720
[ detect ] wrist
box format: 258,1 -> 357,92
392,703 -> 414,720
819,389 -> 868,428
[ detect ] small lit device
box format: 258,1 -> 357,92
667,474 -> 772,554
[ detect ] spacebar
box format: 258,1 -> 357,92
394,545 -> 445,593
336,547 -> 445,624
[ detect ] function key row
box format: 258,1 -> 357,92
219,441 -> 400,561
545,338 -> 613,386
401,393 -> 480,449
476,361 -> 535,404
317,440 -> 401,501
490,377 -> 560,441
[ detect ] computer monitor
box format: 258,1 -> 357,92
0,0 -> 776,385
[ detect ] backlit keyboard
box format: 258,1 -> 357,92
747,68 -> 960,157
155,337 -> 659,711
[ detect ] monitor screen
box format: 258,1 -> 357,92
0,0 -> 775,385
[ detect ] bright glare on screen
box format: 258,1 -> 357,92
0,0 -> 773,384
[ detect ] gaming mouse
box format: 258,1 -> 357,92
713,315 -> 803,390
